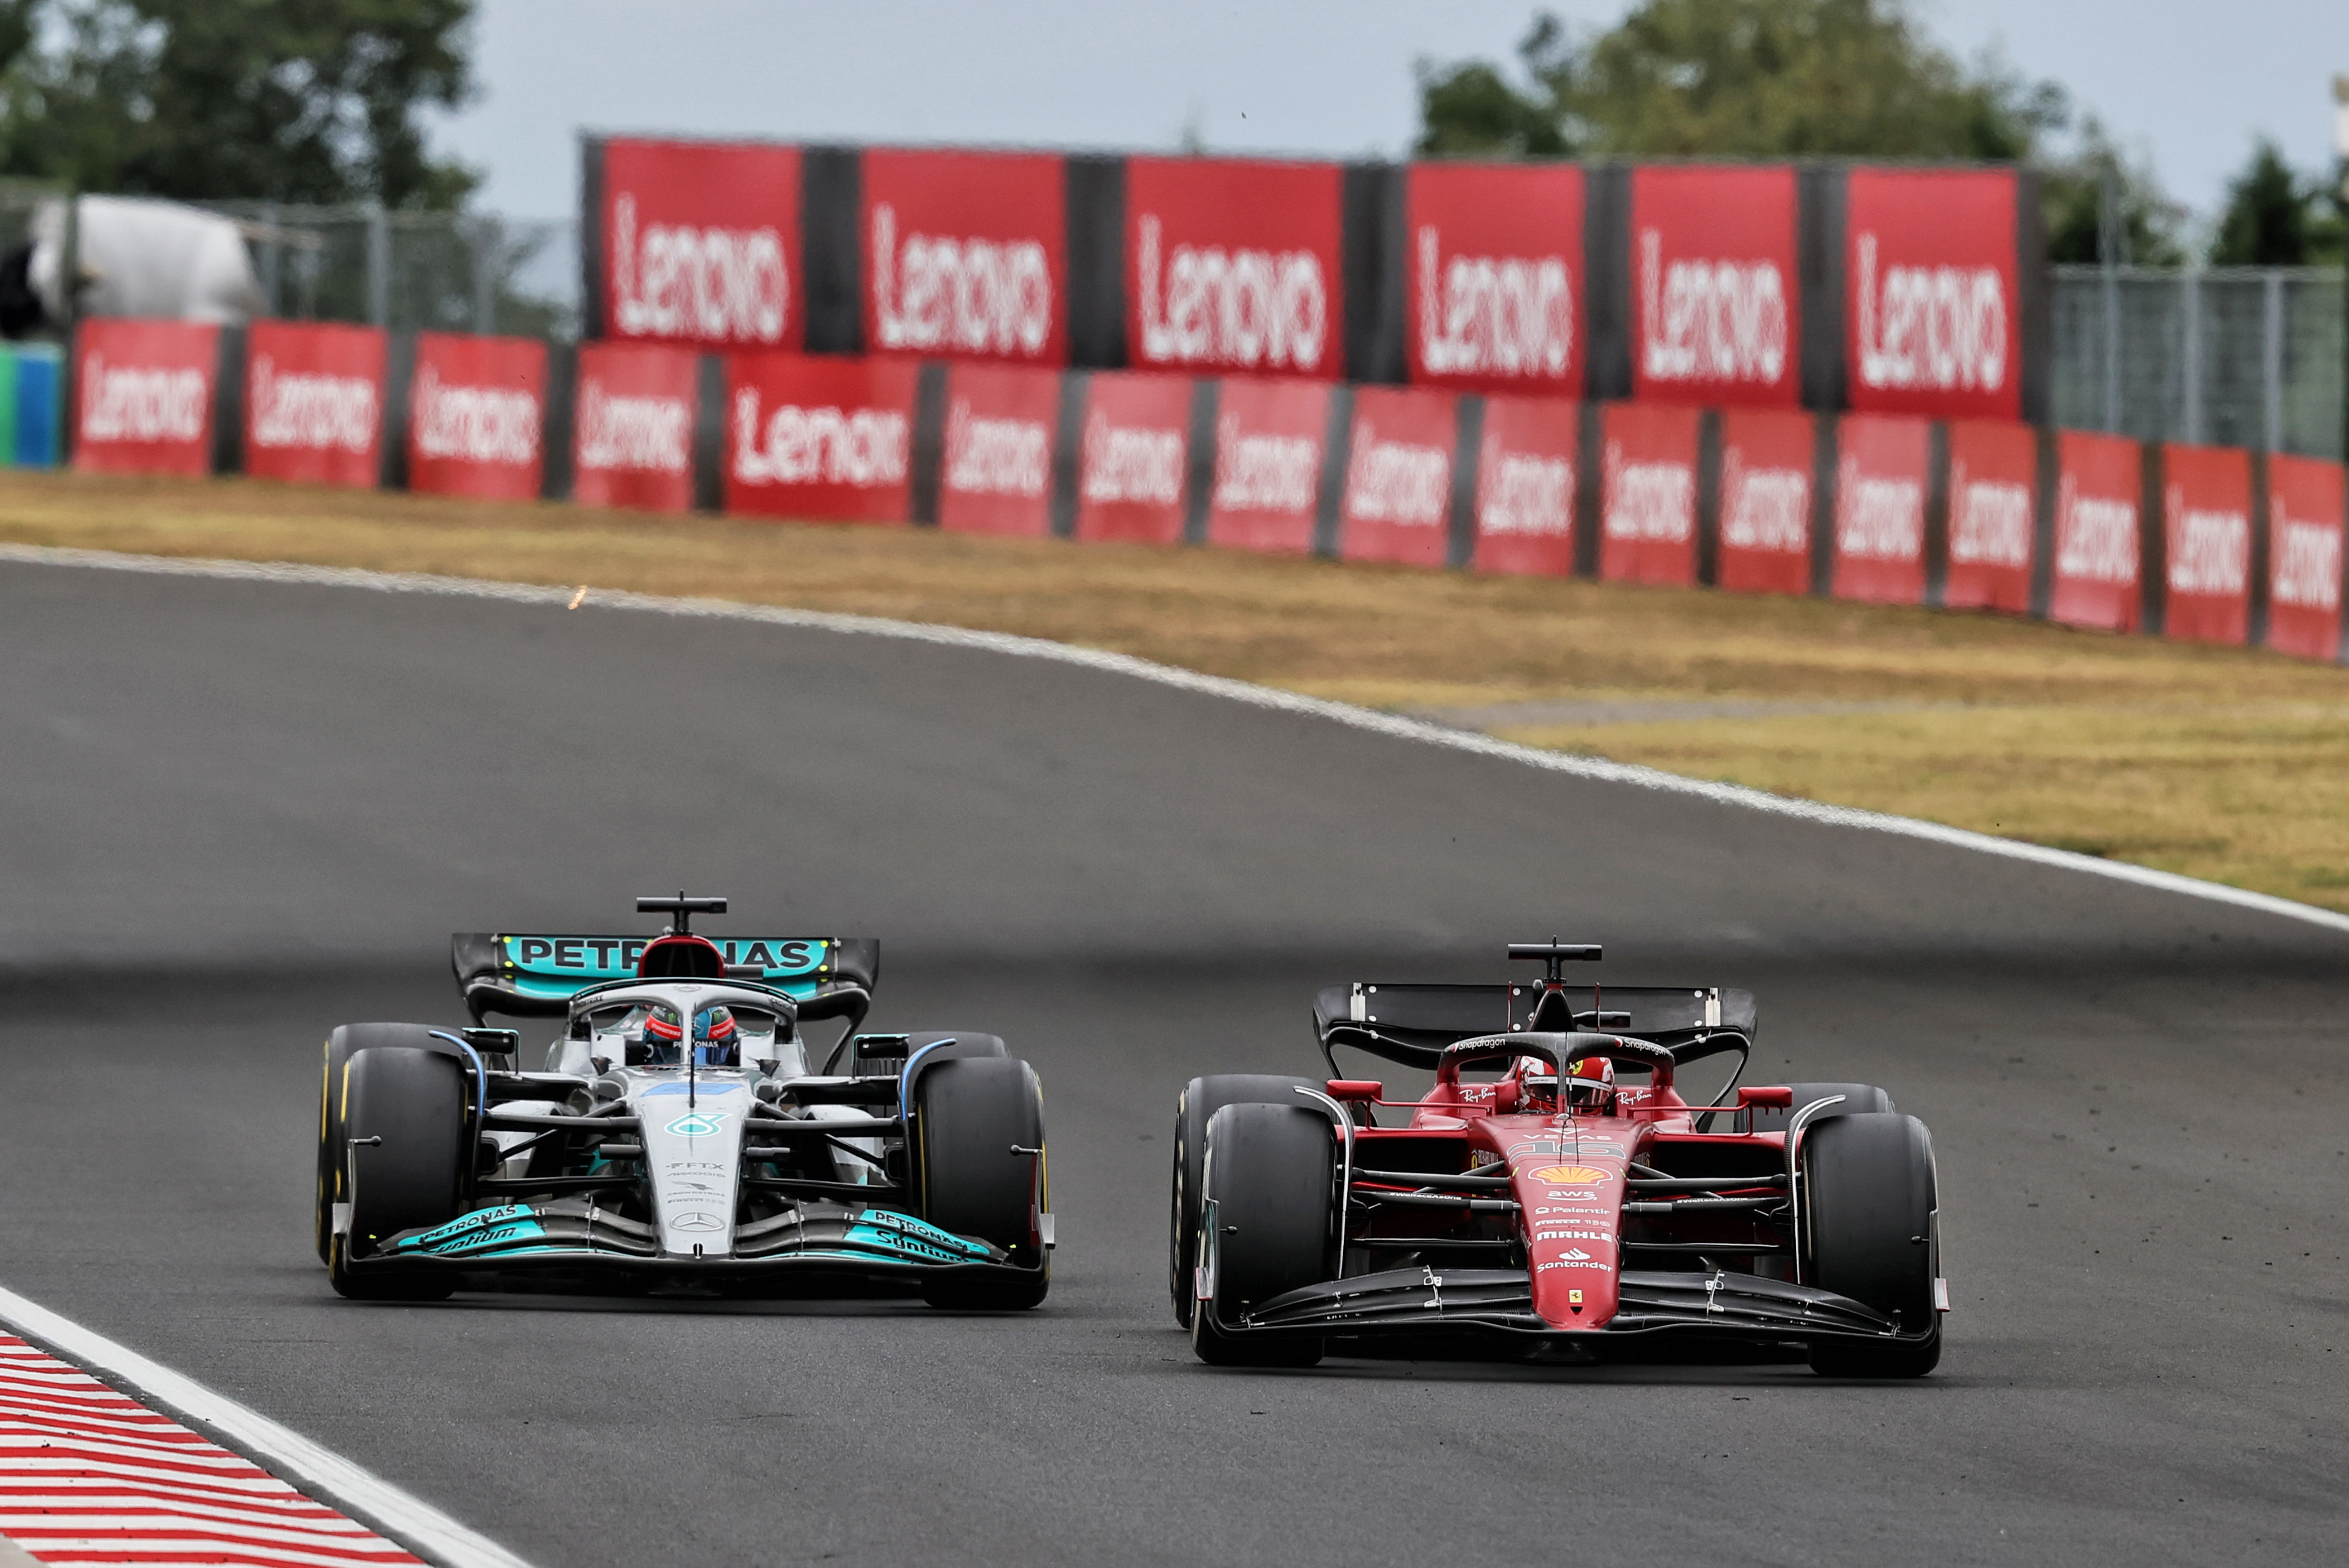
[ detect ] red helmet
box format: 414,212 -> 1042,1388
641,1004 -> 684,1044
1566,1055 -> 1616,1113
695,1006 -> 737,1045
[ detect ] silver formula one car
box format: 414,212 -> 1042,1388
314,896 -> 1052,1307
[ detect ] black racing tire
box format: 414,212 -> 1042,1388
914,1055 -> 1049,1310
1190,1102 -> 1334,1368
1799,1110 -> 1941,1377
1170,1073 -> 1320,1327
328,1044 -> 468,1302
1746,1081 -> 1895,1136
315,1023 -> 444,1263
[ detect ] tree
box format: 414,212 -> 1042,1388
2208,138 -> 2346,266
2039,116 -> 2187,267
1417,0 -> 2065,161
0,0 -> 478,208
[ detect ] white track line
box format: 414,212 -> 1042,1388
5,539 -> 2346,940
0,1289 -> 531,1568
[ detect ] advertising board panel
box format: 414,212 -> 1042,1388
1629,166 -> 1799,409
406,333 -> 547,501
864,147 -> 1066,367
1127,157 -> 1343,380
601,139 -> 801,350
573,341 -> 700,513
725,352 -> 916,522
244,321 -> 385,487
72,319 -> 217,477
1405,162 -> 1583,396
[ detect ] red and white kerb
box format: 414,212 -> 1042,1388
0,1335 -> 420,1567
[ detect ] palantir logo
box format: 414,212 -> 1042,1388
576,379 -> 692,475
870,203 -> 1053,359
80,352 -> 207,444
411,365 -> 539,467
1639,228 -> 1788,386
610,192 -> 790,345
1416,225 -> 1572,381
1136,215 -> 1327,373
731,387 -> 908,487
1852,233 -> 2007,395
249,355 -> 376,453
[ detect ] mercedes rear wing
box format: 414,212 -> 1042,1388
1312,982 -> 1756,1071
453,932 -> 880,1021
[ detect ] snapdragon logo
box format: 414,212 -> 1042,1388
575,380 -> 691,475
1344,420 -> 1449,528
1853,233 -> 2007,394
249,355 -> 376,453
1136,215 -> 1327,372
1081,411 -> 1184,507
1602,440 -> 1694,542
1476,430 -> 1572,538
1639,228 -> 1788,386
1837,457 -> 1924,562
942,399 -> 1048,499
2055,476 -> 2138,585
731,387 -> 907,487
1949,465 -> 2033,568
1721,450 -> 1808,553
610,193 -> 789,345
411,365 -> 539,468
870,203 -> 1053,358
2272,509 -> 2342,611
79,352 -> 207,444
2165,489 -> 2248,596
1211,414 -> 1319,514
1415,225 -> 1572,380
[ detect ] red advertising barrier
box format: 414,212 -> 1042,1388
725,352 -> 916,522
939,363 -> 1059,536
1127,157 -> 1343,381
1075,371 -> 1191,545
1717,408 -> 1813,596
1340,387 -> 1457,568
1405,163 -> 1583,396
865,148 -> 1065,367
1206,377 -> 1331,554
2266,454 -> 2346,661
407,333 -> 546,502
1599,402 -> 1699,584
1630,166 -> 1799,410
573,342 -> 699,513
244,321 -> 385,487
72,319 -> 217,477
603,139 -> 801,350
1944,420 -> 2037,613
2160,444 -> 2253,645
1832,414 -> 1929,604
2050,431 -> 2142,631
1471,394 -> 1579,577
1846,171 -> 2022,421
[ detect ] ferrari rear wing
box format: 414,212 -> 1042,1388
1312,983 -> 1756,1071
453,932 -> 880,1020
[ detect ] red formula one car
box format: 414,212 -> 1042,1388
1171,942 -> 1946,1375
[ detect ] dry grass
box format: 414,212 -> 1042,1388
8,468 -> 2349,908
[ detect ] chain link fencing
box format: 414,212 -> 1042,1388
2052,265 -> 2347,460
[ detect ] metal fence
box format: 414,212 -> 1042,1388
2052,265 -> 2347,460
206,203 -> 580,342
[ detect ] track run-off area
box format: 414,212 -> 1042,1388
1,549 -> 2345,1567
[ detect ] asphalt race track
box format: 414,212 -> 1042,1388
3,555 -> 2345,1568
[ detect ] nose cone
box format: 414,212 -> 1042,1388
632,1075 -> 751,1255
1505,1133 -> 1629,1328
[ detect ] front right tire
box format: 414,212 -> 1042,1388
327,1043 -> 468,1302
1190,1101 -> 1335,1368
1798,1110 -> 1941,1377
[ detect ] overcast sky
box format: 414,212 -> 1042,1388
433,0 -> 2347,229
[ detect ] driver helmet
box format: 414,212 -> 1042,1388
692,1005 -> 739,1066
627,1002 -> 685,1065
1565,1055 -> 1616,1113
